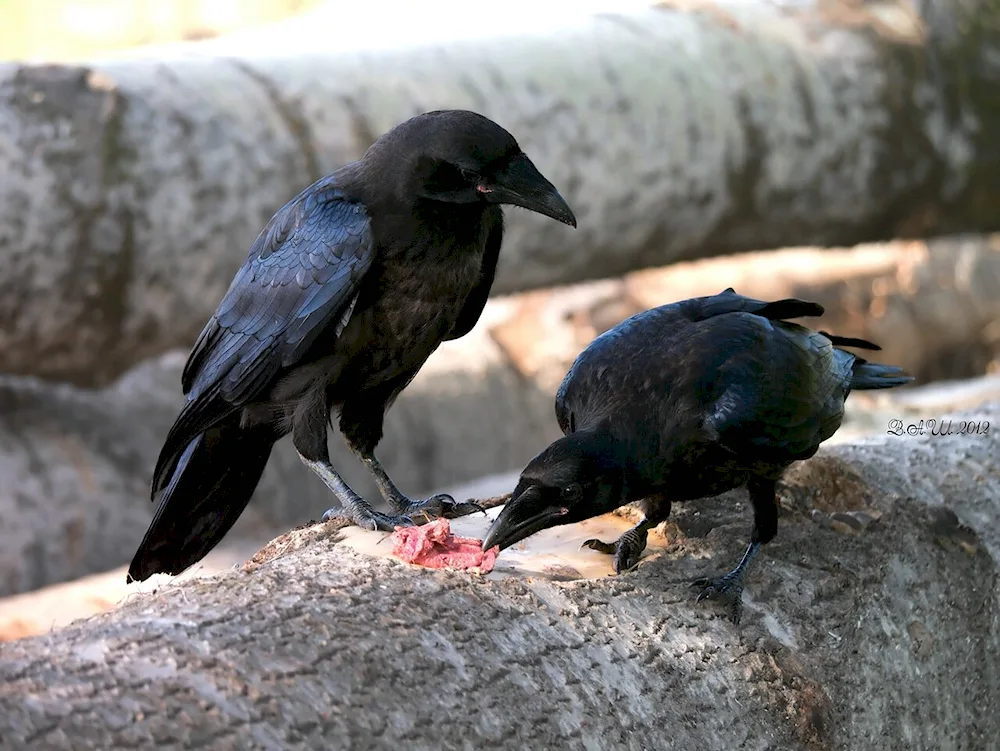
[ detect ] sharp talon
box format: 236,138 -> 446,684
582,538 -> 616,554
446,499 -> 485,518
321,508 -> 343,522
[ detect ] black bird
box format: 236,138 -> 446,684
129,110 -> 576,582
482,288 -> 911,623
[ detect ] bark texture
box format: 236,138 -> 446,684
2,235 -> 998,597
1,403 -> 997,751
1,0 -> 999,385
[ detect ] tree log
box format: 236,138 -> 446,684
1,402 -> 997,750
1,0 -> 999,385
2,234 -> 998,597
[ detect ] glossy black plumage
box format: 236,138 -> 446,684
129,110 -> 576,582
483,288 -> 911,623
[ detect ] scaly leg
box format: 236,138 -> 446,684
360,453 -> 484,521
582,494 -> 671,574
299,454 -> 418,531
692,476 -> 777,625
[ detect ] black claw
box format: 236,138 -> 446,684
692,573 -> 745,624
441,498 -> 487,519
391,493 -> 487,522
321,507 -> 344,523
582,530 -> 647,574
582,538 -> 617,555
390,492 -> 455,519
458,499 -> 488,517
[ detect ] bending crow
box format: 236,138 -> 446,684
483,289 -> 911,623
129,110 -> 576,583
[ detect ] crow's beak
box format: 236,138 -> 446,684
485,153 -> 577,227
481,486 -> 569,552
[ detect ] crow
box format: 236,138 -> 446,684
482,288 -> 911,623
128,110 -> 576,583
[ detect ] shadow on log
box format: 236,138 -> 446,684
1,0 -> 999,385
1,403 -> 997,750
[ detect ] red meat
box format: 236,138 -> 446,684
390,518 -> 498,574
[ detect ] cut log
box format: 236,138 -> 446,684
1,402 -> 997,750
3,235 -> 998,597
2,0 -> 999,385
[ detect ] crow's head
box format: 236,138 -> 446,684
482,426 -> 628,552
373,109 -> 577,226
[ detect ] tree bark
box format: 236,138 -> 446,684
2,234 -> 998,597
1,0 -> 999,386
1,402 -> 997,750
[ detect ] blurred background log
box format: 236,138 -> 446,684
1,0 -> 999,386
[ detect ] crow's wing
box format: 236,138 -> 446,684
155,176 -> 375,485
703,318 -> 852,461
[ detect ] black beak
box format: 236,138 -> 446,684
486,153 -> 577,227
481,486 -> 568,552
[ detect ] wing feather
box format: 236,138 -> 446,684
156,176 -> 375,487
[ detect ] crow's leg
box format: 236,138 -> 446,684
292,395 -> 416,531
583,495 -> 671,574
360,453 -> 484,521
337,381 -> 483,524
692,541 -> 761,624
298,454 -> 416,530
693,477 -> 777,624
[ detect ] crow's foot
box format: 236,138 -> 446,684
691,572 -> 746,624
691,540 -> 761,625
321,504 -> 416,532
299,454 -> 417,532
583,521 -> 651,574
360,453 -> 485,521
387,492 -> 485,522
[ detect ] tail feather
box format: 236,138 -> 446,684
129,418 -> 277,582
850,358 -> 913,390
820,332 -> 882,351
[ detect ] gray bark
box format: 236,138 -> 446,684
1,0 -> 999,386
2,234 -> 997,597
1,402 -> 998,750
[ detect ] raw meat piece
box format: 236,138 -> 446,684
391,518 -> 498,574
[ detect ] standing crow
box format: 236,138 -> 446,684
128,110 -> 576,582
482,288 -> 911,623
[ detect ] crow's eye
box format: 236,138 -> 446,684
562,483 -> 583,502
